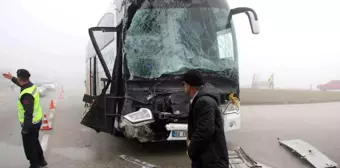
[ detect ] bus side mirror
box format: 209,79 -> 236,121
226,7 -> 260,34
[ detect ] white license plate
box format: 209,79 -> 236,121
172,130 -> 187,137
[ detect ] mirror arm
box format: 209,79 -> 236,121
99,80 -> 111,96
226,7 -> 259,29
229,7 -> 258,20
88,27 -> 117,81
89,27 -> 118,32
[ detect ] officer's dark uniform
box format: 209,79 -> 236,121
12,69 -> 47,168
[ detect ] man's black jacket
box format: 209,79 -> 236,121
187,83 -> 229,168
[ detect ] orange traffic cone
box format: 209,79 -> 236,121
49,100 -> 55,110
40,114 -> 52,130
58,92 -> 63,100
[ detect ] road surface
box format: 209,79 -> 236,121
0,88 -> 339,168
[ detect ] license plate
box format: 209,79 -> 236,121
172,130 -> 187,137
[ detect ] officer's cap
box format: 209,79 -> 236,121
16,69 -> 31,79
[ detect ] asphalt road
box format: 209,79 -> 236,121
0,88 -> 339,168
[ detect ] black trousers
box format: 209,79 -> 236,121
191,161 -> 201,168
21,122 -> 45,165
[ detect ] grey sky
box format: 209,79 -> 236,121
231,0 -> 340,88
0,0 -> 110,82
0,0 -> 339,89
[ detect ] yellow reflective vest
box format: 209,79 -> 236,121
17,85 -> 43,124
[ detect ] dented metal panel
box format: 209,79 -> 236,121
279,139 -> 338,168
120,147 -> 271,168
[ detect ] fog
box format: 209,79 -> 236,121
0,0 -> 111,89
1,0 -> 339,90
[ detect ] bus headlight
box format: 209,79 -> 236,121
123,108 -> 153,124
219,101 -> 240,115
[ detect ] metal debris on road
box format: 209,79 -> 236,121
279,139 -> 338,168
120,147 -> 272,168
119,155 -> 159,168
229,147 -> 271,168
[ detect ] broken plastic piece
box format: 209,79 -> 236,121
279,139 -> 338,168
119,155 -> 159,168
228,92 -> 239,108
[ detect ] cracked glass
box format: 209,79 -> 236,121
123,6 -> 236,79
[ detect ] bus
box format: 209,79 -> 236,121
82,0 -> 260,143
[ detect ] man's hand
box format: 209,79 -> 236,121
2,72 -> 13,80
186,135 -> 190,146
186,139 -> 190,156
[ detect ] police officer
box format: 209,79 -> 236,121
2,69 -> 48,168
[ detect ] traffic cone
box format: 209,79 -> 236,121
40,114 -> 52,130
49,100 -> 56,110
58,92 -> 63,100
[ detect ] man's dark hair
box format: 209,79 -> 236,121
17,69 -> 31,82
182,69 -> 205,87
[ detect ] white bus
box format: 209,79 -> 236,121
82,0 -> 260,143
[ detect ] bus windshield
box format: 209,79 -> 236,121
124,7 -> 237,79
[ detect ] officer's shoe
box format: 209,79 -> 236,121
39,160 -> 48,167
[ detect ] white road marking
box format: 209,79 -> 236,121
39,96 -> 58,153
49,112 -> 54,119
41,134 -> 50,152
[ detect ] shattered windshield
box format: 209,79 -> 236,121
124,7 -> 236,79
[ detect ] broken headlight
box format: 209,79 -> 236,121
121,108 -> 155,141
219,101 -> 240,115
123,108 -> 153,123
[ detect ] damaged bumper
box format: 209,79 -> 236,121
121,112 -> 240,142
